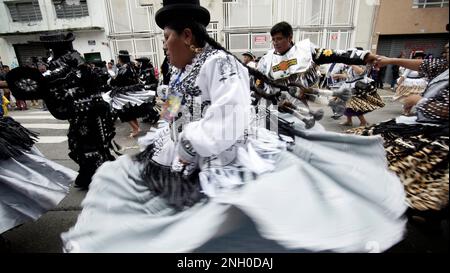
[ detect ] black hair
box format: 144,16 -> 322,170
165,20 -> 289,96
355,47 -> 363,50
165,20 -> 208,48
140,61 -> 154,70
270,21 -> 293,38
118,55 -> 131,64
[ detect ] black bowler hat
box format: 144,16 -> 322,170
155,0 -> 210,29
118,50 -> 131,57
135,57 -> 150,63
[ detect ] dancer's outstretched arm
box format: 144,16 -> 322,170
374,57 -> 423,71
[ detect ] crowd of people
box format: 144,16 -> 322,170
0,0 -> 447,253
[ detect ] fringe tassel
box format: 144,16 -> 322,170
110,84 -> 144,98
134,144 -> 206,211
0,117 -> 39,160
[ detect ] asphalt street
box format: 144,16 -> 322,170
2,88 -> 448,253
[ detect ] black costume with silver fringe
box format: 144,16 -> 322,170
0,116 -> 75,234
138,60 -> 161,124
6,33 -> 117,189
103,61 -> 157,123
0,116 -> 38,160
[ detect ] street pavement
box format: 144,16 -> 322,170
2,89 -> 448,253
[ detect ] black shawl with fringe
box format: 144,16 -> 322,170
0,117 -> 38,160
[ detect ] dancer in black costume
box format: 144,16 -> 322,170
6,33 -> 117,190
136,57 -> 161,124
0,80 -> 75,251
104,51 -> 156,137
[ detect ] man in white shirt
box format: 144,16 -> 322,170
107,62 -> 116,78
242,51 -> 257,68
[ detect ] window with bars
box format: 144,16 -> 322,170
325,30 -> 351,49
207,21 -> 219,41
108,0 -> 156,34
412,0 -> 449,8
223,0 -> 272,28
53,0 -> 89,19
329,0 -> 354,26
297,0 -> 355,27
112,37 -> 159,67
298,0 -> 325,26
5,0 -> 42,22
225,32 -> 271,58
297,30 -> 351,49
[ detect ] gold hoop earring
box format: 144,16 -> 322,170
189,44 -> 196,53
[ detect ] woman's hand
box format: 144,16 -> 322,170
373,56 -> 391,69
373,56 -> 422,71
364,53 -> 377,64
178,157 -> 190,165
171,153 -> 197,176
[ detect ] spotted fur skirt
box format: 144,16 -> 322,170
348,119 -> 449,212
345,91 -> 385,116
393,78 -> 428,101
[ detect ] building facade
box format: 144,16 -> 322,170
109,0 -> 223,70
223,0 -> 377,58
0,0 -> 379,70
104,0 -> 160,67
139,0 -> 377,67
371,0 -> 449,83
0,0 -> 114,68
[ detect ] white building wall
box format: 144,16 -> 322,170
222,0 -> 376,58
0,34 -> 42,68
130,0 -> 223,69
0,0 -> 106,34
72,31 -> 113,62
0,37 -> 25,68
353,0 -> 378,50
0,0 -> 112,66
202,0 -> 225,44
1,0 -> 376,68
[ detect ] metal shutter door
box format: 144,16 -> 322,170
13,44 -> 48,66
377,34 -> 448,84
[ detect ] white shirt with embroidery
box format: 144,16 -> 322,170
180,51 -> 252,157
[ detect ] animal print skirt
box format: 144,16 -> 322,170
348,119 -> 449,211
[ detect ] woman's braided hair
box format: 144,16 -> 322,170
165,19 -> 288,100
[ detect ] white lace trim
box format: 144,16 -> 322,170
199,128 -> 286,198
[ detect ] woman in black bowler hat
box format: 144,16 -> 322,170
61,0 -> 407,253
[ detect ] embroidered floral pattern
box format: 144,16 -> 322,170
217,55 -> 240,82
168,44 -> 219,139
323,49 -> 333,57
